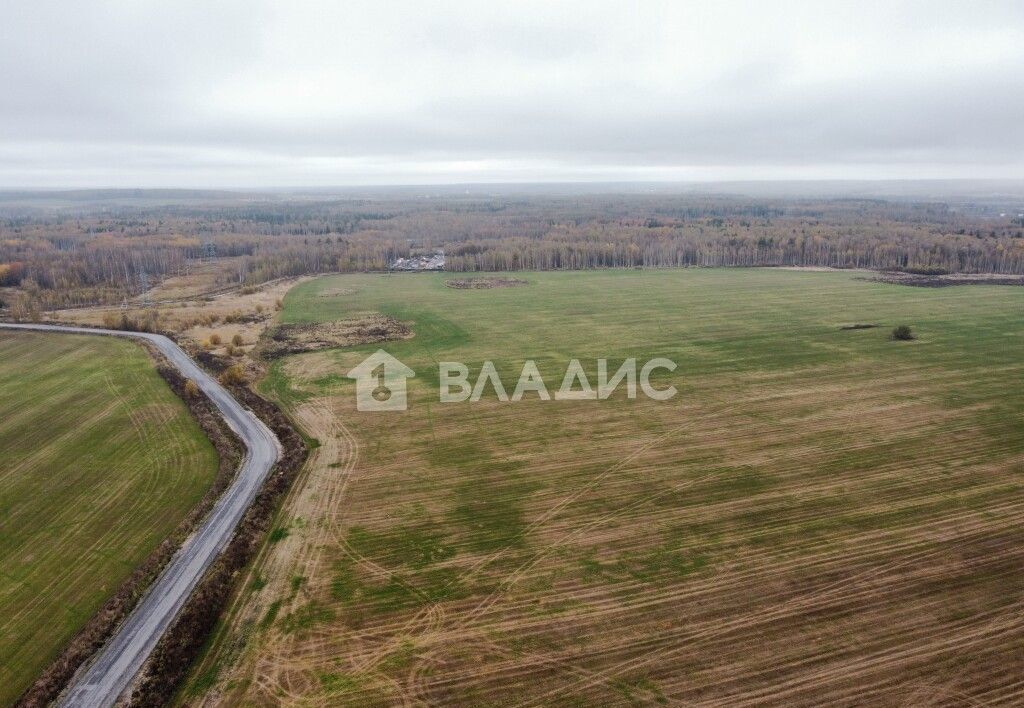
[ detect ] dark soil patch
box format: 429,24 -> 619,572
862,273 -> 1024,288
839,324 -> 878,330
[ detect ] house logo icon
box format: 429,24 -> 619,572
346,350 -> 416,411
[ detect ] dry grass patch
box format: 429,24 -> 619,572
317,287 -> 358,297
260,315 -> 412,359
49,278 -> 303,355
445,277 -> 528,289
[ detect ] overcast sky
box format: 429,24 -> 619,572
2,0 -> 1023,188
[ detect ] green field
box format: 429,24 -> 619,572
0,332 -> 218,705
201,269 -> 1024,705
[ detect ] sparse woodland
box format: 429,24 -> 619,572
2,194 -> 1023,313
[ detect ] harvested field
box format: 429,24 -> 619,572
260,315 -> 412,359
189,269 -> 1024,706
445,277 -> 528,289
0,331 -> 218,705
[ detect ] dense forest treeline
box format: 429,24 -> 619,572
2,194 -> 1023,311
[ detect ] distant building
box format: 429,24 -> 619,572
390,253 -> 445,271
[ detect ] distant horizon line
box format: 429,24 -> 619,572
3,177 -> 1024,193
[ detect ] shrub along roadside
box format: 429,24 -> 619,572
15,345 -> 243,708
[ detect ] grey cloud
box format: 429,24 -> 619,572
0,0 -> 1022,186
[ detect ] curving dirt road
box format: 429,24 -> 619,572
0,323 -> 280,707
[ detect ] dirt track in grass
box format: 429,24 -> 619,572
187,269 -> 1024,706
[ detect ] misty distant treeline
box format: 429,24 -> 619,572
2,194 -> 1023,309
442,228 -> 1024,273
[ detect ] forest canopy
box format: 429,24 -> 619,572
1,192 -> 1023,310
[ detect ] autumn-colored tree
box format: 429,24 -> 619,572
219,365 -> 246,386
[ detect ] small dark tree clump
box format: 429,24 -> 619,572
891,324 -> 915,341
